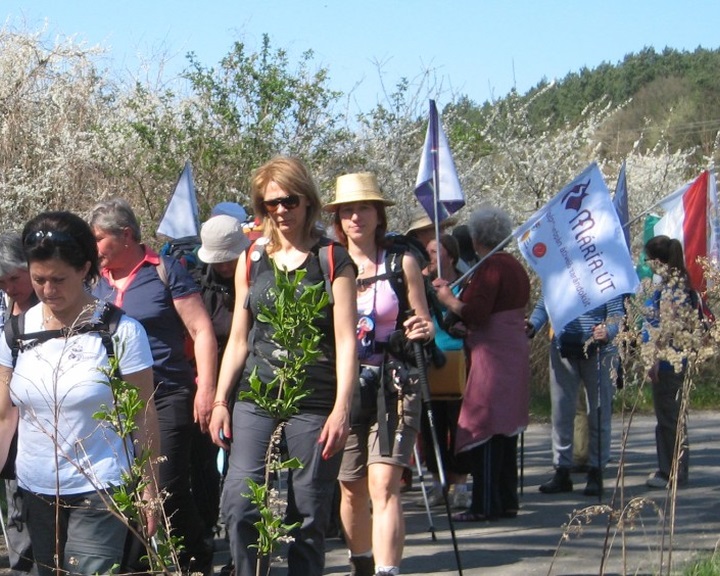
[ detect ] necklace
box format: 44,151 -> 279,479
42,305 -> 56,326
354,254 -> 375,276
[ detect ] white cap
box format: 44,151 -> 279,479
197,215 -> 251,264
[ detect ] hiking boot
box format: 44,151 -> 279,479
583,467 -> 603,496
539,467 -> 573,494
349,555 -> 374,576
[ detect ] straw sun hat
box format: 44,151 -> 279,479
323,172 -> 395,211
405,207 -> 457,235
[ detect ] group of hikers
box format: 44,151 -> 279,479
0,155 -> 695,576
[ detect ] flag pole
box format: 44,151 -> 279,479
430,100 -> 443,279
450,233 -> 513,289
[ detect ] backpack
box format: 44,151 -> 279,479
358,234 -> 443,328
1,302 -> 124,479
157,235 -> 202,287
352,235 -> 445,367
159,235 -> 201,271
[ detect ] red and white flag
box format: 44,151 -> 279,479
653,170 -> 711,290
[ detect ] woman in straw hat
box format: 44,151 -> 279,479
324,172 -> 434,576
209,156 -> 357,576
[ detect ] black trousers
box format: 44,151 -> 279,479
155,388 -> 213,570
467,434 -> 519,518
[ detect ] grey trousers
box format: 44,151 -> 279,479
651,368 -> 689,481
5,479 -> 34,575
549,345 -> 616,469
22,488 -> 127,576
222,401 -> 342,576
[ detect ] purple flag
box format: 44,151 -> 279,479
414,100 -> 465,222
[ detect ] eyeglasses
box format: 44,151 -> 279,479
23,230 -> 78,248
262,194 -> 301,213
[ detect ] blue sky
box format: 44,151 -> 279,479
4,1 -> 720,111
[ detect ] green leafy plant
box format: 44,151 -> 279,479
94,338 -> 181,575
238,264 -> 330,574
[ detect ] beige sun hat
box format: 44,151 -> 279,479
197,215 -> 251,264
405,206 -> 457,235
323,172 -> 395,211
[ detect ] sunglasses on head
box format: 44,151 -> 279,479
262,194 -> 301,213
24,230 -> 78,248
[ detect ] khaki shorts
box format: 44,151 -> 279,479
338,381 -> 421,482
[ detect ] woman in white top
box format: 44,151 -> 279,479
0,211 -> 159,576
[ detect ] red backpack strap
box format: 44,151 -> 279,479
315,238 -> 337,305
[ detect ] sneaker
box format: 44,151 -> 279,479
427,489 -> 445,507
452,489 -> 471,510
646,471 -> 668,489
539,467 -> 573,494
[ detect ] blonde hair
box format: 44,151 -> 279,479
251,156 -> 322,251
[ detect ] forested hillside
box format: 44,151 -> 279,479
522,46 -> 720,159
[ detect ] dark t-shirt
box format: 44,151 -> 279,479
194,265 -> 235,359
238,241 -> 354,415
94,250 -> 200,397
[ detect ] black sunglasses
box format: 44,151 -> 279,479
262,194 -> 301,213
24,230 -> 78,248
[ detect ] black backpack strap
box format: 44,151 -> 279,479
96,302 -> 125,362
4,313 -> 24,369
6,303 -> 124,370
245,239 -> 267,309
385,246 -> 409,327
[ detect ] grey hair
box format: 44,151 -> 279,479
468,205 -> 513,249
0,233 -> 26,277
88,198 -> 142,242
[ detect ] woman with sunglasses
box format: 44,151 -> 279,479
209,156 -> 357,576
0,212 -> 159,576
89,198 -> 217,575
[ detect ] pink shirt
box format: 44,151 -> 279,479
357,251 -> 400,365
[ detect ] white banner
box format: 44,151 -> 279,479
514,163 -> 639,332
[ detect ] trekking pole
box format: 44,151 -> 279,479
412,442 -> 437,540
413,340 -> 463,576
519,432 -> 525,497
0,503 -> 9,560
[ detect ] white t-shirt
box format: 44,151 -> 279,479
0,302 -> 153,495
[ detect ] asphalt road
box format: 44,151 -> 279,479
3,411 -> 719,576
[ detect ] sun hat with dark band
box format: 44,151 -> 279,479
323,172 -> 395,211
